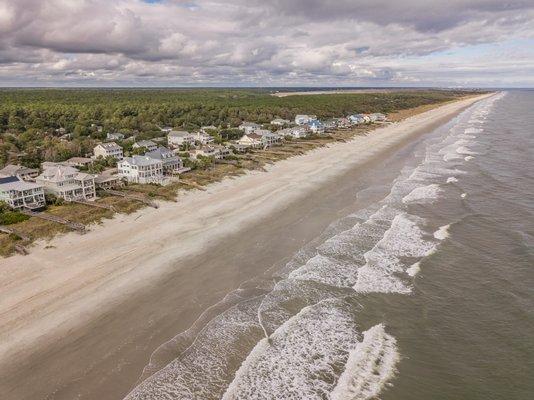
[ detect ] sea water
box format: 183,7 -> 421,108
125,91 -> 534,400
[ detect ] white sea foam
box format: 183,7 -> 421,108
289,254 -> 358,288
464,127 -> 483,134
353,214 -> 436,293
402,184 -> 442,204
446,177 -> 458,183
456,146 -> 477,155
406,262 -> 421,277
461,193 -> 467,198
330,324 -> 399,400
222,299 -> 360,400
434,224 -> 450,240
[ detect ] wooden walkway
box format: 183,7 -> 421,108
104,189 -> 159,208
21,210 -> 86,233
71,199 -> 116,211
0,225 -> 30,241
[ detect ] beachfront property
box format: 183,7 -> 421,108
370,113 -> 387,122
295,114 -> 316,125
0,176 -> 46,210
256,130 -> 283,146
106,132 -> 125,141
145,146 -> 185,175
335,117 -> 352,128
117,156 -> 165,184
93,142 -> 124,160
348,114 -> 367,124
237,133 -> 264,148
192,131 -> 215,145
64,157 -> 93,168
132,140 -> 158,152
160,126 -> 173,133
278,126 -> 309,139
167,130 -> 196,149
36,165 -> 96,201
270,118 -> 290,126
0,164 -> 40,181
308,120 -> 325,134
94,174 -> 123,190
238,122 -> 261,135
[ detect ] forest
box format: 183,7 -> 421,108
0,88 -> 473,168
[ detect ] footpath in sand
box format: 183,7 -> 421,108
0,94 -> 492,368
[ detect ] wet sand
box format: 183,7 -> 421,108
0,94 -> 491,400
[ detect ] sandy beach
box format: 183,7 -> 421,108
0,94 -> 492,399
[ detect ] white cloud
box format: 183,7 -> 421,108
0,0 -> 533,86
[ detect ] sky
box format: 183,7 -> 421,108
1,0 -> 534,87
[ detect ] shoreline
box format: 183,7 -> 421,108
0,93 -> 493,399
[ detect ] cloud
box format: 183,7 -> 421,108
0,0 -> 533,86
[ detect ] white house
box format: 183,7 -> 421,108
0,164 -> 39,180
308,120 -> 325,134
237,133 -> 264,148
295,114 -> 316,125
167,131 -> 196,149
145,147 -> 185,175
238,122 -> 261,134
0,176 -> 46,210
93,142 -> 124,160
256,130 -> 283,146
118,156 -> 165,184
278,126 -> 309,139
106,132 -> 125,141
36,165 -> 96,201
132,140 -> 158,152
370,113 -> 387,122
270,118 -> 290,126
193,131 -> 215,145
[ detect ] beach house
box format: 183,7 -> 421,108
193,131 -> 215,145
278,126 -> 309,139
0,164 -> 39,181
106,132 -> 125,141
270,118 -> 290,126
117,156 -> 165,184
0,176 -> 46,210
295,114 -> 316,125
308,120 -> 325,134
256,130 -> 282,146
237,133 -> 264,148
167,131 -> 196,149
132,140 -> 158,152
145,147 -> 185,175
93,142 -> 124,160
238,122 -> 261,135
36,165 -> 96,201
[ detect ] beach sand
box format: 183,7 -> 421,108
0,94 -> 492,400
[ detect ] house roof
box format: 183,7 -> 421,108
145,147 -> 180,161
0,176 -> 42,191
0,164 -> 38,176
120,156 -> 162,167
134,140 -> 157,147
96,142 -> 122,150
168,130 -> 193,138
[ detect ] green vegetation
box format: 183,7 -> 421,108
0,88 -> 471,168
0,203 -> 30,225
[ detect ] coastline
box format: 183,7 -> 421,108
0,93 -> 493,399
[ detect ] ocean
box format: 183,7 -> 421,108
124,91 -> 534,400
